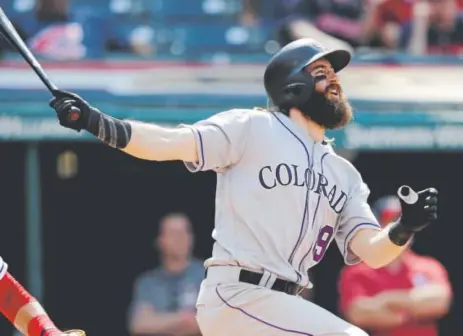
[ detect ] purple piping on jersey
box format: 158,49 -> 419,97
271,112 -> 312,283
215,286 -> 314,336
297,152 -> 329,273
343,222 -> 381,257
194,128 -> 206,171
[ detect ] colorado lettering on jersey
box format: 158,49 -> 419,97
258,163 -> 348,214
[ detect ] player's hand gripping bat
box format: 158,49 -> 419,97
0,7 -> 80,121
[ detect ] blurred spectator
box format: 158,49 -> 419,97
338,195 -> 452,336
128,213 -> 203,336
266,0 -> 380,51
399,0 -> 463,55
5,0 -> 154,60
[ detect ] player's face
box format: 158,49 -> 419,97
300,58 -> 353,129
306,59 -> 341,99
158,217 -> 193,260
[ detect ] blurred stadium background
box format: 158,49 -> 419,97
0,0 -> 462,335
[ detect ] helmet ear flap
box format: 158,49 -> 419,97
281,72 -> 315,109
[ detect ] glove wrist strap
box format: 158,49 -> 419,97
388,220 -> 414,246
86,109 -> 132,149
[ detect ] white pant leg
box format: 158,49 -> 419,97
196,280 -> 368,336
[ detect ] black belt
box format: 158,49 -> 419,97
205,268 -> 300,295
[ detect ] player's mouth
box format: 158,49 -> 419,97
326,84 -> 341,98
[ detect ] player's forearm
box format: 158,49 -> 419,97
85,109 -> 198,162
351,225 -> 409,269
122,121 -> 198,162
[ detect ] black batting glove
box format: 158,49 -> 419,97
49,90 -> 100,132
388,186 -> 438,246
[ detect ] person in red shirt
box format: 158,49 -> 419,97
338,195 -> 452,336
365,0 -> 463,49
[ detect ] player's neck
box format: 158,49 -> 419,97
289,109 -> 325,143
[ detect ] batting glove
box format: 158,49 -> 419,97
49,90 -> 99,132
388,186 -> 438,246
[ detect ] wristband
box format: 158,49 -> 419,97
388,220 -> 414,246
86,108 -> 132,149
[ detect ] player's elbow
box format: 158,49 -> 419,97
350,228 -> 404,269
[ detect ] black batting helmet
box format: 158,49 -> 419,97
264,38 -> 351,111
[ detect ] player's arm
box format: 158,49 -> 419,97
121,121 -> 198,162
49,91 -> 250,170
0,258 -> 83,336
49,91 -> 198,162
350,186 -> 438,269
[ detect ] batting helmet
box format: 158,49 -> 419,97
264,38 -> 351,111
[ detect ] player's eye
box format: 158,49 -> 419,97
313,74 -> 327,82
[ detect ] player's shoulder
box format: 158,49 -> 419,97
201,108 -> 262,125
211,108 -> 262,118
326,148 -> 363,182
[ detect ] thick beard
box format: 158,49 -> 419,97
299,90 -> 353,130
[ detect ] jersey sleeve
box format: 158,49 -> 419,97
181,109 -> 252,172
335,177 -> 381,265
0,256 -> 8,280
338,266 -> 372,314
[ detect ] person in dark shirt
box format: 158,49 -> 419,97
128,213 -> 203,336
274,0 -> 377,49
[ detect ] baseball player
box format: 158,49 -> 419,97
49,38 -> 439,336
0,257 -> 85,336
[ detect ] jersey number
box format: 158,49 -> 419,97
313,226 -> 334,262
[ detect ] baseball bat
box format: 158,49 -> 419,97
397,185 -> 419,204
0,7 -> 82,121
0,7 -> 58,93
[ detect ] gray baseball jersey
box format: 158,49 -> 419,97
182,109 -> 381,288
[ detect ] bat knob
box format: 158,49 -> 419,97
68,107 -> 81,122
398,185 -> 418,204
